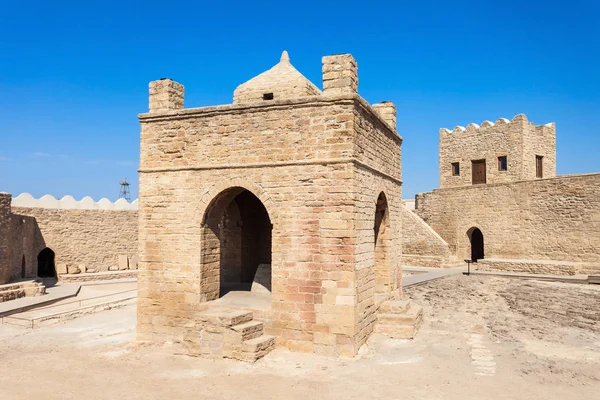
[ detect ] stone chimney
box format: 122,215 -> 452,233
372,101 -> 397,131
149,78 -> 184,113
322,54 -> 358,95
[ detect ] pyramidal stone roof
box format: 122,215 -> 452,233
233,51 -> 322,104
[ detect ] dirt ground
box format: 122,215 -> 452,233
0,275 -> 598,400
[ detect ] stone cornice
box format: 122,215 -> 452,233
139,158 -> 402,185
138,94 -> 402,145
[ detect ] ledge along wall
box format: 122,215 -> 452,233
8,193 -> 138,277
415,173 -> 600,275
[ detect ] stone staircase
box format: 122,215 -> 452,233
0,280 -> 46,303
374,299 -> 423,339
185,306 -> 275,362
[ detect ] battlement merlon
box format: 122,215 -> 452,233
372,101 -> 397,132
439,114 -> 556,136
149,78 -> 184,113
322,54 -> 358,96
0,192 -> 11,216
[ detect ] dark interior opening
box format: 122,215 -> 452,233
469,228 -> 484,262
21,255 -> 26,278
219,190 -> 272,296
37,248 -> 56,278
262,92 -> 274,100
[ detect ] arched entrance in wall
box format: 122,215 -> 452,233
374,192 -> 391,294
202,187 -> 273,301
468,228 -> 484,262
37,248 -> 56,278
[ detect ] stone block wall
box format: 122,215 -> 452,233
401,205 -> 453,267
12,206 -> 138,274
415,173 -> 600,272
439,114 -> 556,188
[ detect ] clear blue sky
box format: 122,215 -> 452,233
1,0 -> 598,201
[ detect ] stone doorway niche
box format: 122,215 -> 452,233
374,192 -> 391,294
202,187 -> 272,305
468,227 -> 484,262
37,247 -> 56,278
21,255 -> 26,278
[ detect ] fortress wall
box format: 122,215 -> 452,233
7,194 -> 138,275
415,173 -> 600,271
12,206 -> 138,274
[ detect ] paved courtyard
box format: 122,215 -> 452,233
0,275 -> 598,400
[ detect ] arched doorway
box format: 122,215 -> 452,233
468,228 -> 484,262
374,192 -> 391,294
21,255 -> 26,278
37,248 -> 56,278
202,187 -> 272,300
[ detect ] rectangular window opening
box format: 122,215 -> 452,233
451,162 -> 460,176
498,156 -> 507,171
263,92 -> 274,100
472,159 -> 486,184
536,155 -> 543,178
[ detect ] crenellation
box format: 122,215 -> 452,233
149,78 -> 185,113
11,193 -> 138,210
439,113 -> 556,188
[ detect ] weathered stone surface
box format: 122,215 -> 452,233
56,263 -> 68,275
118,254 -> 129,270
67,265 -> 81,274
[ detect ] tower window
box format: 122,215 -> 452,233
263,93 -> 274,100
452,162 -> 460,176
536,155 -> 543,178
498,156 -> 507,171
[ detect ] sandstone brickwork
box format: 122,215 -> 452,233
13,206 -> 138,274
415,173 -> 600,274
137,52 -> 403,358
439,114 -> 556,188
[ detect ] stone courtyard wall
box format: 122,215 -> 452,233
415,173 -> 600,273
12,205 -> 138,274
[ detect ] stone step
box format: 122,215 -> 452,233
0,289 -> 27,303
379,300 -> 411,314
377,304 -> 423,325
232,320 -> 264,341
198,308 -> 253,328
374,323 -> 419,339
241,335 -> 275,362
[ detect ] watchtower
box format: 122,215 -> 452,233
439,114 -> 556,188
